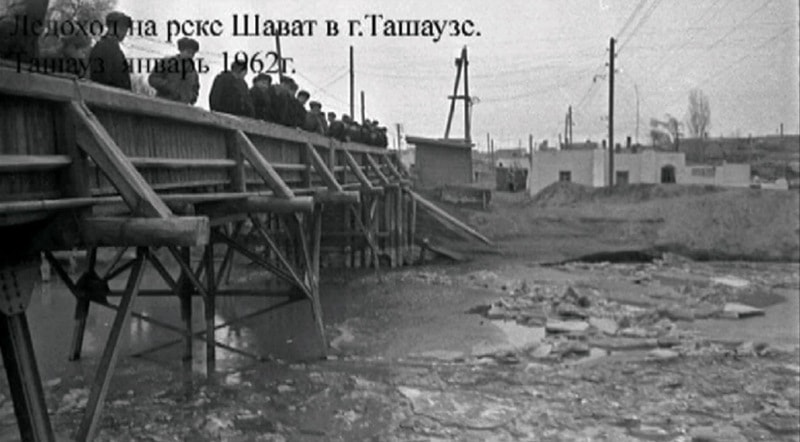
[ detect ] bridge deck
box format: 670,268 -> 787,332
0,63 -> 421,441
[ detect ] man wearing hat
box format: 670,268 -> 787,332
266,75 -> 295,125
209,60 -> 254,117
88,11 -> 132,90
290,89 -> 310,128
148,37 -> 200,104
250,73 -> 272,121
303,101 -> 327,135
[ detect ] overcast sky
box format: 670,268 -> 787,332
118,0 -> 799,149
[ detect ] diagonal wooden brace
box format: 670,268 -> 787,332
364,153 -> 390,185
76,248 -> 147,442
236,130 -> 294,199
305,142 -> 343,192
249,216 -> 312,300
69,101 -> 172,218
342,150 -> 375,190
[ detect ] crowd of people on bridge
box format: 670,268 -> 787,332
1,10 -> 389,147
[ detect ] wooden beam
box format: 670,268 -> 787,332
312,190 -> 360,205
129,157 -> 236,169
342,150 -> 375,189
236,130 -> 294,199
81,216 -> 210,247
364,153 -> 390,185
305,143 -> 343,192
68,101 -> 172,218
197,196 -> 314,217
0,155 -> 72,172
407,190 -> 493,246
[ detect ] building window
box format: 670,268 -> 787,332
559,171 -> 572,182
661,165 -> 676,183
616,171 -> 629,185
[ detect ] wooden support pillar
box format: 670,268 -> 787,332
360,194 -> 368,268
226,131 -> 246,193
76,249 -> 147,441
395,186 -> 403,266
178,247 -> 193,374
309,206 -> 327,356
409,192 -> 417,252
344,203 -> 352,268
0,260 -> 55,442
203,243 -> 216,378
369,197 -> 380,270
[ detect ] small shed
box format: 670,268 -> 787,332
406,136 -> 474,188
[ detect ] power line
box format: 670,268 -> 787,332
668,26 -> 793,108
617,0 -> 665,54
644,0 -> 777,81
616,0 -> 647,40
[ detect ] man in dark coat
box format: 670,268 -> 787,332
88,11 -> 132,90
148,37 -> 200,104
250,73 -> 272,121
209,60 -> 254,117
303,101 -> 327,135
289,89 -> 310,128
267,76 -> 295,126
327,112 -> 346,141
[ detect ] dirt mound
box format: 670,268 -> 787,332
531,182 -> 725,207
652,189 -> 800,261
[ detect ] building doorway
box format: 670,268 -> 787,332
661,165 -> 676,183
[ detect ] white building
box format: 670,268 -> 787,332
527,149 -> 751,196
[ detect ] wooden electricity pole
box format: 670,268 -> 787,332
444,46 -> 472,143
349,46 -> 355,118
275,35 -> 283,75
608,37 -> 616,187
360,91 -> 365,124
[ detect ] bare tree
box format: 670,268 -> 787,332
47,0 -> 118,26
686,88 -> 710,138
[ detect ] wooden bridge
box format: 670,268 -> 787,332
0,61 -> 490,441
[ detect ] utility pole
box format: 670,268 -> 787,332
349,46 -> 355,118
568,105 -> 573,145
396,123 -> 402,151
564,106 -> 574,146
275,35 -> 283,75
463,46 -> 471,143
608,37 -> 615,187
445,46 -> 472,142
360,91 -> 365,124
633,83 -> 640,145
486,133 -> 491,154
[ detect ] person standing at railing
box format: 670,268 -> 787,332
327,112 -> 346,141
290,89 -> 310,128
250,73 -> 272,121
303,101 -> 327,135
209,60 -> 254,118
88,11 -> 133,91
266,75 -> 295,126
147,37 -> 200,105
